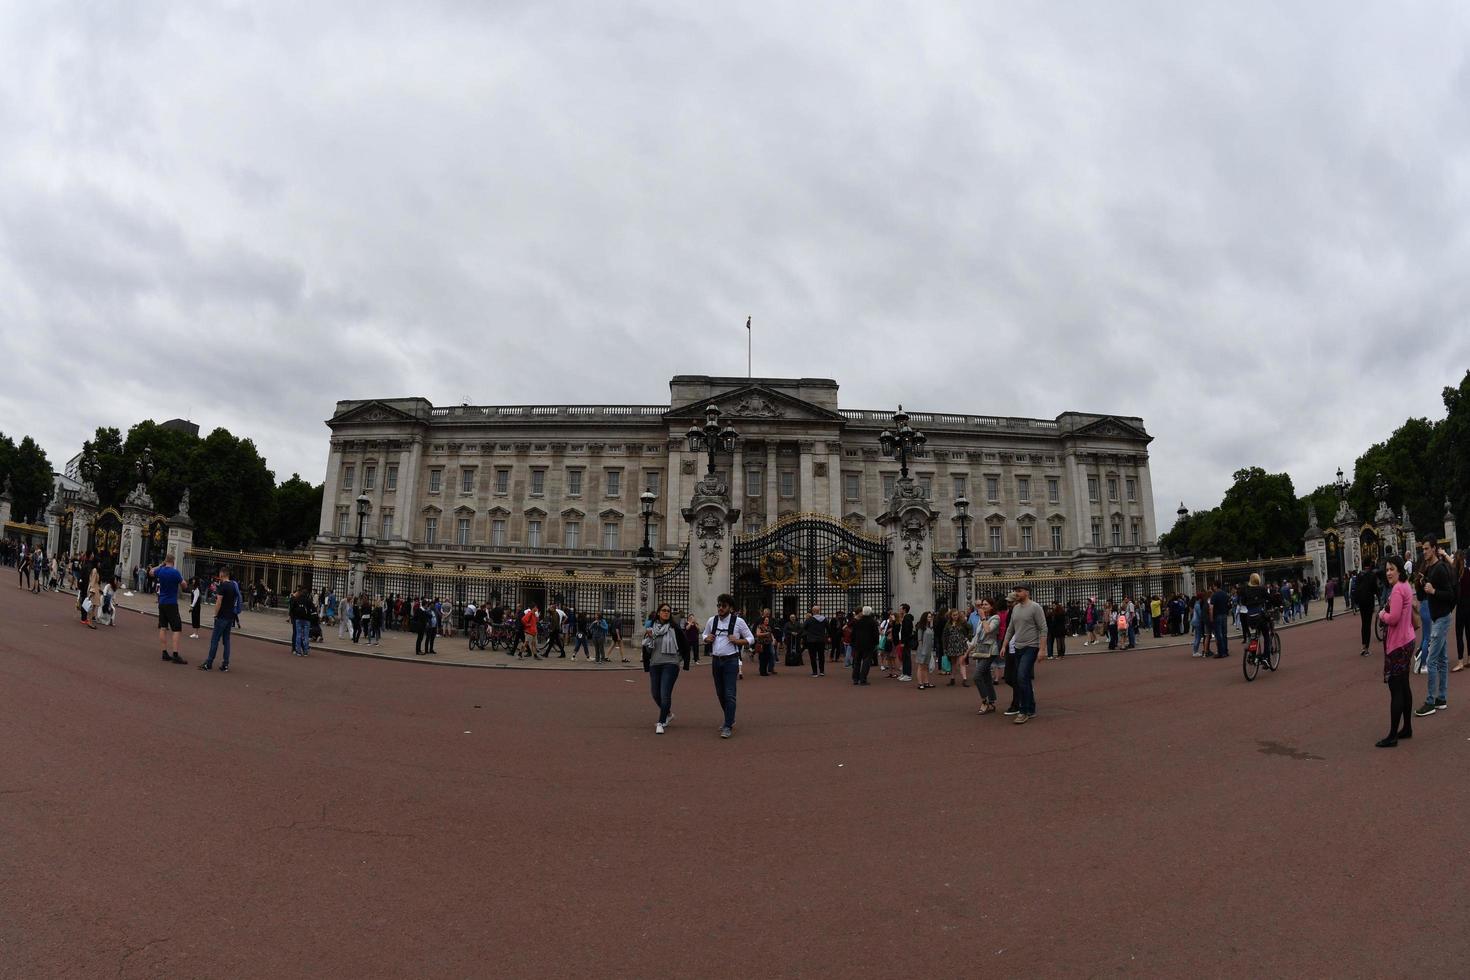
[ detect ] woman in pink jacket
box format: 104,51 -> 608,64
1377,555 -> 1418,748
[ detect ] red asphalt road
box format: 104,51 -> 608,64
3,583 -> 1469,979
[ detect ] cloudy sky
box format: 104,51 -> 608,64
4,1 -> 1469,534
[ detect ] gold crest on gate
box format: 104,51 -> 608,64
827,548 -> 862,588
760,550 -> 800,588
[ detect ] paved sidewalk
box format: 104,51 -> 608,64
110,592 -> 643,670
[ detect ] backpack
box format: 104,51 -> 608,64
231,582 -> 243,617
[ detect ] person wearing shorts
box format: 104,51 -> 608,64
152,554 -> 188,665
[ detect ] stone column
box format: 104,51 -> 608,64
1135,459 -> 1158,544
167,519 -> 195,581
0,479 -> 11,527
798,441 -> 815,514
72,484 -> 98,557
46,511 -> 61,556
764,443 -> 778,527
1066,453 -> 1089,549
665,444 -> 684,546
876,477 -> 936,616
1178,557 -> 1196,596
318,442 -> 344,539
953,554 -> 977,609
633,554 -> 658,619
683,472 -> 740,621
730,448 -> 744,505
827,445 -> 842,517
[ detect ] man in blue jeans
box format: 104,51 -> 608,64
1210,582 -> 1231,659
702,594 -> 753,739
201,566 -> 240,673
1416,542 -> 1457,715
1002,585 -> 1046,724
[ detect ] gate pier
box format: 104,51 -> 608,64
877,474 -> 937,616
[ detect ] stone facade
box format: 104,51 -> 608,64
314,376 -> 1160,575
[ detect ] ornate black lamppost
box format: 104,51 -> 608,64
638,489 -> 657,559
1372,472 -> 1389,503
878,405 -> 926,480
354,492 -> 371,550
686,405 -> 738,477
1334,467 -> 1349,499
954,495 -> 972,561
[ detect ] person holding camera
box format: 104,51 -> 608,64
642,603 -> 691,734
702,594 -> 753,739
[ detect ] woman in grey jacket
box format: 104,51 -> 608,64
643,603 -> 692,734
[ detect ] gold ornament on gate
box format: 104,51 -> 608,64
827,548 -> 862,588
760,550 -> 800,588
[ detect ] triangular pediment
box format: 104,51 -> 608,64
330,400 -> 420,426
1071,416 -> 1151,442
664,385 -> 846,424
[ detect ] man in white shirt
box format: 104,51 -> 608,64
702,593 -> 754,738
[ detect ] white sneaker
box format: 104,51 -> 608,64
898,675 -> 912,682
665,713 -> 675,727
189,633 -> 199,639
655,723 -> 665,734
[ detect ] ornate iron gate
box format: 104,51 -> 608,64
730,515 -> 890,622
654,544 -> 691,618
932,558 -> 958,612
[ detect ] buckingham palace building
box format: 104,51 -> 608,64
313,376 -> 1161,588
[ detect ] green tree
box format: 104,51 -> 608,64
1160,467 -> 1305,561
1350,417 -> 1439,531
9,436 -> 53,523
77,426 -> 131,507
271,475 -> 323,549
1429,370 -> 1470,534
0,431 -> 17,495
125,420 -> 200,515
186,429 -> 277,549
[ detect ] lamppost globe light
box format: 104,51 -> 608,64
639,489 -> 656,516
355,493 -> 371,518
685,424 -> 702,453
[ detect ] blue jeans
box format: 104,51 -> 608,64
1427,614 -> 1451,702
206,617 -> 234,667
649,663 -> 680,724
1015,646 -> 1039,715
711,655 -> 739,729
292,619 -> 310,654
1213,614 -> 1229,657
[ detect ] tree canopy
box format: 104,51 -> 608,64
0,434 -> 53,524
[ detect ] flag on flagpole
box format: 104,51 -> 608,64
746,316 -> 751,331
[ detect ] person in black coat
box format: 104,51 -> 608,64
850,607 -> 880,685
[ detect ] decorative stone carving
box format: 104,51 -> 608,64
79,482 -> 99,506
900,513 -> 927,580
175,489 -> 191,520
681,459 -> 697,475
695,512 -> 725,582
0,477 -> 11,501
726,395 -> 784,419
124,482 -> 154,510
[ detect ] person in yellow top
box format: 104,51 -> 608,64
1150,595 -> 1164,638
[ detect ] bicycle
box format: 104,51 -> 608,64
1241,609 -> 1281,682
467,621 -> 488,651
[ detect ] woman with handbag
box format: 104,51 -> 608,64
1377,555 -> 1418,747
643,603 -> 691,734
969,598 -> 1001,713
943,608 -> 969,687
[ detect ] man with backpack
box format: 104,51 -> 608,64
702,594 -> 753,738
200,566 -> 241,672
289,584 -> 314,657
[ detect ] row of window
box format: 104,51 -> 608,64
1087,476 -> 1138,504
335,507 -> 637,550
342,463 -> 660,499
744,469 -> 798,498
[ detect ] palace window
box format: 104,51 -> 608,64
457,518 -> 471,545
530,469 -> 546,496
644,470 -> 661,493
1047,477 -> 1059,504
602,521 -> 620,550
565,468 -> 582,497
986,476 -> 999,503
605,470 -> 622,497
1131,519 -> 1141,546
1021,524 -> 1034,552
1126,477 -> 1137,502
495,468 -> 510,495
428,469 -> 442,494
844,473 -> 860,500
425,516 -> 438,544
1091,519 -> 1102,547
461,467 -> 476,494
1111,520 -> 1122,547
1088,477 -> 1099,503
746,519 -> 762,534
781,471 -> 796,498
527,520 -> 542,549
491,519 -> 507,546
917,475 -> 932,498
882,474 -> 897,499
988,525 -> 1003,552
1107,477 -> 1118,501
363,465 -> 376,491
1017,476 -> 1030,502
381,511 -> 393,539
952,474 -> 968,499
385,464 -> 398,491
336,508 -> 349,537
1050,524 -> 1063,551
747,469 -> 762,497
342,464 -> 354,491
565,521 -> 580,548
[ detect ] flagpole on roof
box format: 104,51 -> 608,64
746,315 -> 752,378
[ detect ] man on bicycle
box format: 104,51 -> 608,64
1237,573 -> 1283,657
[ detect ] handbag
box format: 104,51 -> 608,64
940,654 -> 951,672
81,597 -> 93,613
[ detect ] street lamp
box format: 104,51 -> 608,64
878,405 -> 926,480
1334,467 -> 1348,499
638,489 -> 657,559
137,447 -> 154,483
686,404 -> 738,477
954,495 -> 972,560
354,492 -> 371,550
1372,472 -> 1389,503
